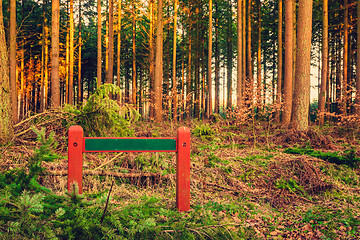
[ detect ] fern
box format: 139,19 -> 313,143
65,84 -> 139,137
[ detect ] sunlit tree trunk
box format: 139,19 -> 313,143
149,0 -> 155,119
194,7 -> 200,119
291,0 -> 313,130
69,0 -> 74,104
214,3 -> 220,113
154,0 -> 164,122
117,0 -> 121,94
51,0 -> 60,107
246,0 -> 253,105
65,2 -> 70,103
242,0 -> 246,99
356,0 -> 360,116
97,0 -> 102,88
10,0 -> 17,122
256,0 -> 261,107
20,44 -> 25,117
107,0 -> 114,84
236,0 -> 242,109
318,0 -> 328,124
342,0 -> 348,115
186,9 -> 192,119
207,0 -> 213,116
78,0 -> 82,103
132,2 -> 136,104
227,0 -> 233,110
282,0 -> 294,125
40,1 -> 49,113
276,0 -> 283,121
0,0 -> 13,143
172,0 -> 178,121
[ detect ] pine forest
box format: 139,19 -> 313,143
0,0 -> 360,239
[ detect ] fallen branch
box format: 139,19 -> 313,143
49,169 -> 170,179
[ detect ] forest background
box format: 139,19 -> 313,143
0,0 -> 359,134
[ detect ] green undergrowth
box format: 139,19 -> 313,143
64,84 -> 139,137
284,147 -> 360,168
0,126 -> 255,239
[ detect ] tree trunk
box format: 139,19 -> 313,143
51,0 -> 60,107
214,3 -> 220,113
242,0 -> 246,102
282,0 -> 294,125
186,11 -> 192,119
117,0 -> 121,93
236,0 -> 242,109
149,0 -> 155,119
256,0 -> 261,107
318,0 -> 328,124
208,0 -> 213,116
65,0 -> 70,103
132,3 -> 136,105
97,0 -> 102,88
107,0 -> 114,84
172,0 -> 178,121
78,0 -> 82,103
291,0 -> 313,130
246,0 -> 253,104
69,0 -> 74,104
335,36 -> 341,114
154,0 -> 164,122
342,0 -> 348,115
227,0 -> 233,110
276,0 -> 283,121
0,0 -> 13,144
356,0 -> 360,116
10,0 -> 17,122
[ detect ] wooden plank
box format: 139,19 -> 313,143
84,138 -> 177,152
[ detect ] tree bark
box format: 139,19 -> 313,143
78,0 -> 83,103
149,0 -> 155,119
236,0 -> 242,109
256,0 -> 261,107
227,0 -> 233,110
107,0 -> 114,84
69,0 -> 74,104
342,0 -> 348,115
282,0 -> 294,125
291,0 -> 313,130
154,0 -> 164,122
208,0 -> 213,116
0,0 -> 14,144
10,0 -> 17,122
356,0 -> 360,116
246,0 -> 253,105
117,0 -> 122,94
132,2 -> 136,104
318,0 -> 328,124
214,3 -> 220,113
172,0 -> 178,121
51,0 -> 60,108
276,0 -> 283,121
97,0 -> 102,88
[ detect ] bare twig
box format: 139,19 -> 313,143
100,180 -> 114,223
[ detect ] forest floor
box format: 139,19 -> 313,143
1,111 -> 360,239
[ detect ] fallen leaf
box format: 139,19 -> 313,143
302,224 -> 312,231
270,230 -> 279,236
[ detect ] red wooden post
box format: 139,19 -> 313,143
68,126 -> 84,194
176,127 -> 191,211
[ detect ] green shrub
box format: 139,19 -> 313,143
64,84 -> 139,137
284,147 -> 360,168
